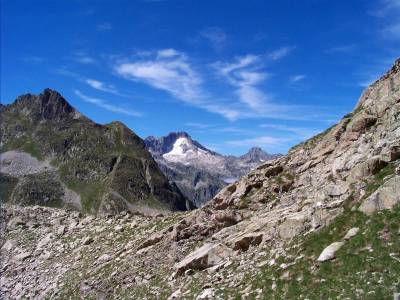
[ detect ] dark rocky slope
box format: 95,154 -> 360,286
0,89 -> 193,215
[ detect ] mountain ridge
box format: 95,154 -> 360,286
145,132 -> 280,206
0,89 -> 194,215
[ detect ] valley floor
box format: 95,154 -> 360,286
1,202 -> 399,299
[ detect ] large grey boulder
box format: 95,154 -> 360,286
359,176 -> 400,215
317,241 -> 345,262
174,243 -> 232,275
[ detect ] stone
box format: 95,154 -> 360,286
212,211 -> 243,227
344,227 -> 359,240
57,225 -> 66,235
14,251 -> 32,261
1,240 -> 16,253
97,254 -> 112,263
137,232 -> 164,250
196,288 -> 214,299
359,176 -> 400,215
174,243 -> 232,276
37,234 -> 54,249
317,242 -> 345,262
7,217 -> 25,229
278,213 -> 310,240
350,114 -> 377,132
114,225 -> 124,232
230,233 -> 263,251
82,237 -> 94,245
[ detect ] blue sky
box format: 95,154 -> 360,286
1,0 -> 399,155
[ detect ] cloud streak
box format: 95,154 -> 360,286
267,46 -> 296,61
74,90 -> 142,117
212,55 -> 270,110
114,49 -> 241,120
85,78 -> 121,95
289,74 -> 306,83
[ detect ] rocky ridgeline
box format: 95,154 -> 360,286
1,59 -> 400,299
145,132 -> 280,207
0,89 -> 193,216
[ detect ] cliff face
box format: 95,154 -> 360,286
0,89 -> 192,215
0,60 -> 399,299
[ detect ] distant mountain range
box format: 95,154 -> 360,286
145,132 -> 281,206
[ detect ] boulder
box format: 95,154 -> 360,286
278,213 -> 310,240
343,227 -> 359,240
82,236 -> 94,245
13,251 -> 32,261
349,114 -> 377,132
1,240 -> 16,253
138,232 -> 164,250
174,243 -> 232,275
317,241 -> 345,262
230,233 -> 263,251
359,176 -> 400,215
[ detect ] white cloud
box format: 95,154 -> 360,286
157,48 -> 182,58
113,49 -> 337,122
114,49 -> 242,120
199,27 -> 227,51
267,46 -> 296,61
85,79 -> 120,95
213,55 -> 270,110
289,75 -> 306,83
74,90 -> 142,117
115,50 -> 202,102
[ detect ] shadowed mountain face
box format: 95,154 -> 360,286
0,89 -> 193,215
145,132 -> 281,206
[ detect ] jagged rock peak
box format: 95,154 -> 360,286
12,88 -> 80,121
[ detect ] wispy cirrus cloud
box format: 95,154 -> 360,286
212,55 -> 270,110
85,78 -> 121,95
114,49 -> 241,120
370,0 -> 400,40
74,90 -> 142,117
199,27 -> 227,51
113,48 -> 337,122
289,74 -> 306,83
267,46 -> 296,61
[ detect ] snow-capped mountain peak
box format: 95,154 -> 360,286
164,137 -> 208,157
